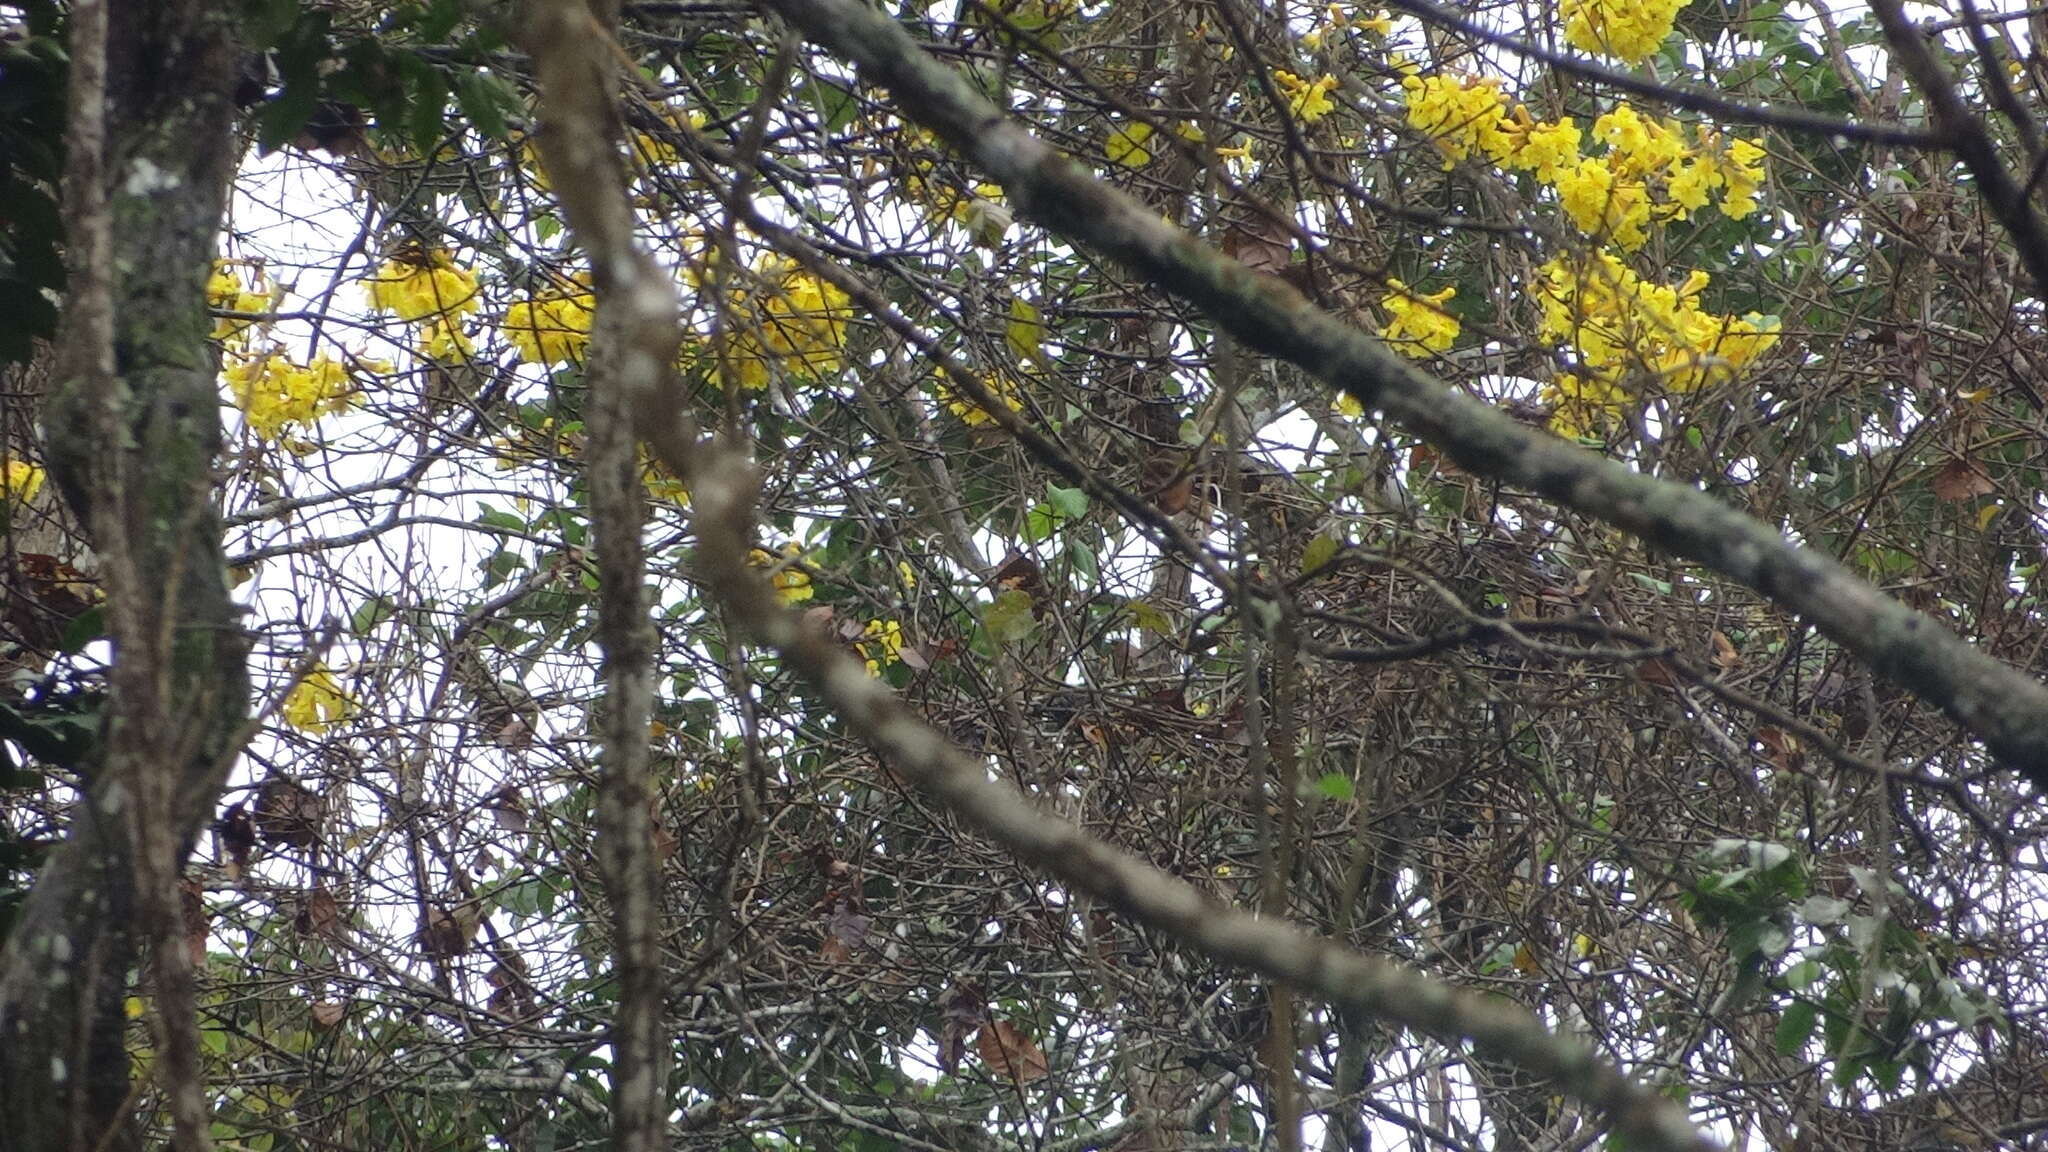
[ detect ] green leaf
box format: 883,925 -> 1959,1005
1067,538 -> 1097,586
985,589 -> 1037,645
1047,484 -> 1087,519
58,605 -> 105,654
351,595 -> 396,636
1300,533 -> 1341,576
454,70 -> 519,141
1024,502 -> 1056,544
1775,1001 -> 1818,1055
1128,600 -> 1174,635
1314,772 -> 1353,802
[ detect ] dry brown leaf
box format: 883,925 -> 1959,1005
255,777 -> 322,848
976,1018 -> 1050,1084
937,984 -> 985,1075
296,886 -> 341,937
1710,630 -> 1740,671
1933,458 -> 1995,502
309,1000 -> 346,1029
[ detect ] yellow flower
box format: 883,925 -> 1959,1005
1401,72 -> 1512,167
748,542 -> 814,604
859,618 -> 905,676
504,277 -> 596,366
224,351 -> 361,441
1562,0 -> 1686,62
1379,279 -> 1459,357
1106,122 -> 1155,168
940,374 -> 1026,427
207,262 -> 276,342
1543,372 -> 1633,440
1592,105 -> 1686,177
283,663 -> 356,735
419,317 -> 475,360
1499,106 -> 1583,183
1554,158 -> 1652,250
1273,70 -> 1340,124
722,258 -> 853,390
364,250 -> 481,323
3,459 -> 45,508
641,448 -> 690,505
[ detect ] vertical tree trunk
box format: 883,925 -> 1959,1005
0,1 -> 247,1149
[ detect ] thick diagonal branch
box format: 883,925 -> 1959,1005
757,0 -> 2048,785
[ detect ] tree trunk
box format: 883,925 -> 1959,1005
0,2 -> 247,1149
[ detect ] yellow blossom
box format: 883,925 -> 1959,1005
721,258 -> 853,390
641,448 -> 690,505
283,663 -> 356,735
1379,279 -> 1459,357
1562,0 -> 1686,62
363,250 -> 481,323
224,350 -> 361,441
1273,70 -> 1340,124
1401,72 -> 1512,167
1499,106 -> 1583,183
3,459 -> 45,509
1106,122 -> 1155,167
940,374 -> 1026,427
504,276 -> 597,366
859,618 -> 905,676
748,542 -> 814,604
1555,158 -> 1652,250
1543,372 -> 1634,440
419,317 -> 475,360
207,262 -> 276,342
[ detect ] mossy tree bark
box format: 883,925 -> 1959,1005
0,2 -> 248,1149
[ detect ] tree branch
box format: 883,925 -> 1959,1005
756,0 -> 2048,787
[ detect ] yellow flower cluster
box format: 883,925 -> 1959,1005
224,350 -> 362,442
1379,279 -> 1460,358
504,275 -> 596,366
364,249 -> 483,360
1403,79 -> 1766,247
630,104 -> 707,172
1274,70 -> 1340,124
206,262 -> 276,342
3,459 -> 45,509
1536,254 -> 1780,438
1303,4 -> 1392,48
1106,122 -> 1155,168
283,663 -> 356,735
1562,0 -> 1687,63
859,618 -> 905,676
939,374 -> 1026,427
748,542 -> 814,604
1401,73 -> 1513,168
720,257 -> 853,391
640,447 -> 690,505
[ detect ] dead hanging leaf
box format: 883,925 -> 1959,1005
650,793 -> 678,862
217,802 -> 258,877
896,643 -> 930,671
821,896 -> 871,964
1710,630 -> 1740,672
1933,458 -> 1996,502
977,1018 -> 1050,1084
180,880 -> 208,967
254,777 -> 322,848
809,844 -> 854,881
1635,658 -> 1680,690
296,886 -> 341,937
937,984 -> 986,1075
1221,212 -> 1292,275
1756,726 -> 1804,771
417,904 -> 477,961
991,551 -> 1045,600
484,786 -> 529,834
487,955 -> 536,1018
309,1000 -> 347,1030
